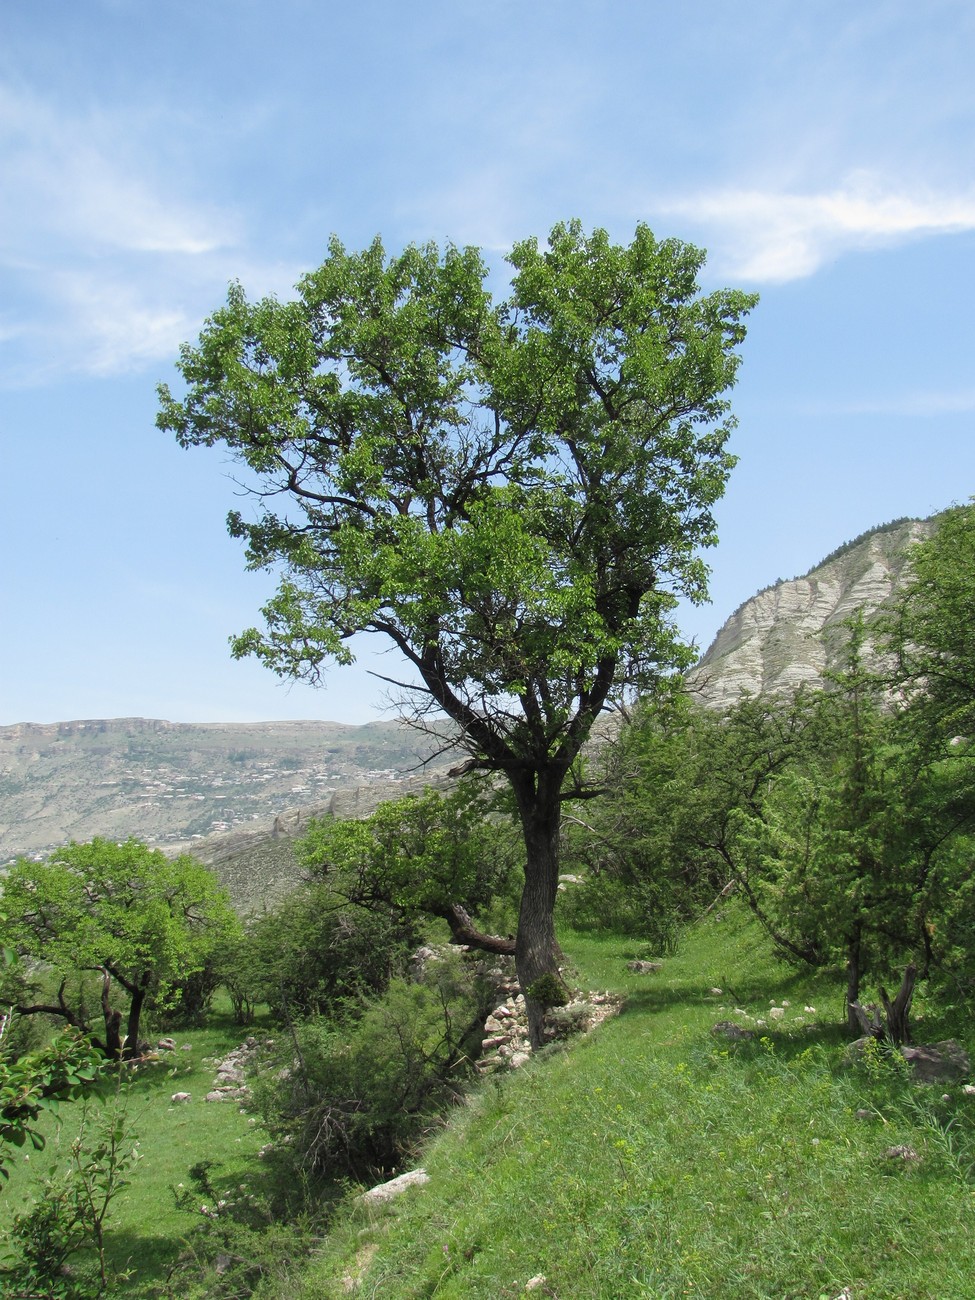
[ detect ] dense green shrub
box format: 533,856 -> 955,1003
556,873 -> 685,952
242,883 -> 420,1023
255,952 -> 493,1183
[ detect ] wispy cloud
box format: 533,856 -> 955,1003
658,172 -> 975,282
0,84 -> 236,258
799,388 -> 975,418
0,82 -> 257,383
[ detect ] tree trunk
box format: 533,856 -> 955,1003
123,979 -> 150,1061
511,770 -> 565,1050
880,964 -> 917,1046
100,972 -> 124,1061
846,929 -> 862,1036
434,903 -> 516,955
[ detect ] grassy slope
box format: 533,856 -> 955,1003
5,911 -> 975,1298
294,908 -> 975,1300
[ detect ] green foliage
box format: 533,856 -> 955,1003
1,1074 -> 140,1297
241,883 -> 417,1022
0,1026 -> 106,1186
158,222 -> 754,719
158,1159 -> 323,1300
576,616 -> 975,1029
288,916 -> 975,1300
0,839 -> 239,1059
296,785 -> 519,928
523,972 -> 569,1007
159,220 -> 756,1029
256,952 -> 493,1183
889,502 -> 975,744
559,691 -> 813,948
556,872 -> 678,947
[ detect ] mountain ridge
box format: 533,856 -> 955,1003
686,515 -> 934,709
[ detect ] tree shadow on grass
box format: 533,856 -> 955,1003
103,1152 -> 303,1295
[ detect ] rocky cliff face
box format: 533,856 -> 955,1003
686,518 -> 934,711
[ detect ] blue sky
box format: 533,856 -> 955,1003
2,0 -> 974,725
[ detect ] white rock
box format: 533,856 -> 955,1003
358,1168 -> 430,1206
171,1092 -> 191,1104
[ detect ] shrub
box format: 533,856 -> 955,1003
557,873 -> 684,952
256,953 -> 492,1183
245,884 -> 420,1022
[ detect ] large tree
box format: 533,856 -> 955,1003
1,839 -> 238,1059
158,220 -> 756,1045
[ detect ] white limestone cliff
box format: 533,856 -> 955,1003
686,518 -> 935,711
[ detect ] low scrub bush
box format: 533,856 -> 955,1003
152,1158 -> 324,1300
239,884 -> 420,1023
255,952 -> 492,1184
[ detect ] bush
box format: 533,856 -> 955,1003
256,952 -> 492,1183
244,884 -> 420,1023
557,873 -> 684,952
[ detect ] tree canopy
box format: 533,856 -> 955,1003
158,219 -> 756,1045
890,503 -> 975,746
0,839 -> 238,1059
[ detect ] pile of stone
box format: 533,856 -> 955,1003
410,944 -> 621,1073
205,1035 -> 268,1104
477,990 -> 621,1074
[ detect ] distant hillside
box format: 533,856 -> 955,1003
1,515 -> 943,902
686,516 -> 935,709
0,717 -> 452,867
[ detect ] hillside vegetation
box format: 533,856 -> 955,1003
297,910 -> 975,1300
4,507 -> 975,1299
5,910 -> 974,1299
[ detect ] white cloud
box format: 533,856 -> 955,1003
658,172 -> 975,282
0,84 -> 235,258
0,82 -> 255,382
804,389 -> 975,418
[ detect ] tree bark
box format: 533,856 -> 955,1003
846,928 -> 863,1036
511,769 -> 565,1050
434,903 -> 516,955
123,979 -> 149,1061
880,963 -> 917,1046
101,972 -> 124,1061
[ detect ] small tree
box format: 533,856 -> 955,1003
0,839 -> 238,1059
296,786 -> 520,952
889,503 -> 975,746
158,221 -> 756,1045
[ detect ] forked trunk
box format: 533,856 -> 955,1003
511,770 -> 565,1050
123,982 -> 149,1061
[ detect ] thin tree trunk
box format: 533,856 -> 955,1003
101,972 -> 124,1061
880,964 -> 917,1046
846,928 -> 862,1035
123,980 -> 149,1061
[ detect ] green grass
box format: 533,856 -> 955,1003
1,1007 -> 276,1291
5,911 -> 975,1298
288,908 -> 975,1300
